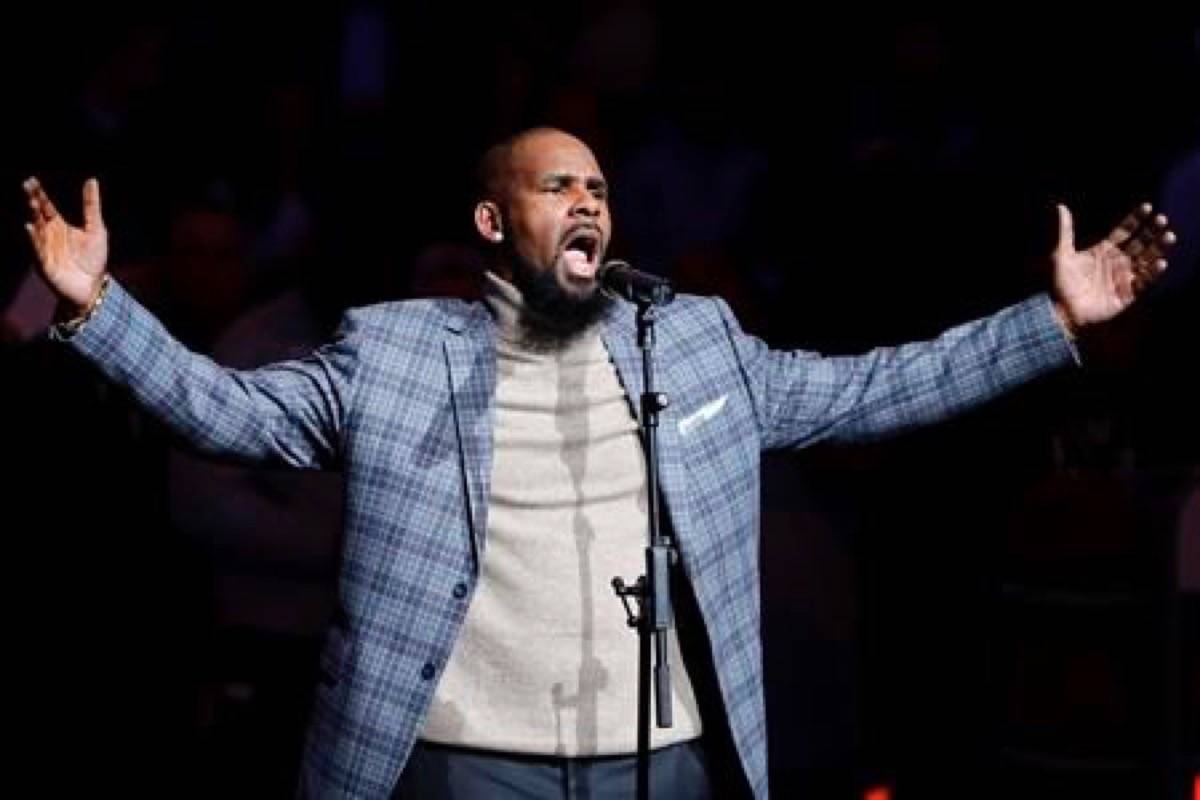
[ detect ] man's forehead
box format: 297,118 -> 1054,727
510,132 -> 603,179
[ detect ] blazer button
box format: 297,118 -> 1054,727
420,662 -> 436,681
452,582 -> 468,599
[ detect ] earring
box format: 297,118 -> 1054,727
493,232 -> 503,242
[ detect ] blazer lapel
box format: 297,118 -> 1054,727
602,306 -> 693,552
600,308 -> 644,425
443,304 -> 497,571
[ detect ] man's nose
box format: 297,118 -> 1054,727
570,189 -> 601,217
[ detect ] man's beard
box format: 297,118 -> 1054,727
510,257 -> 612,350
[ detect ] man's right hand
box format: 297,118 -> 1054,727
23,177 -> 109,312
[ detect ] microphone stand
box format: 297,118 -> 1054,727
612,296 -> 677,800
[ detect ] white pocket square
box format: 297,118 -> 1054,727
678,394 -> 727,436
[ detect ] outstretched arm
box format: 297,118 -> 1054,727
21,176 -> 358,469
724,204 -> 1176,451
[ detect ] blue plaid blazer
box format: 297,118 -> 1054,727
65,281 -> 1077,798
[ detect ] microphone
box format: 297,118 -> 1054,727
598,260 -> 676,306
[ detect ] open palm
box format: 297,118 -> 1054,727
1053,203 -> 1175,331
23,177 -> 109,309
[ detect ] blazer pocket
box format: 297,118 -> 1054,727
677,394 -> 728,437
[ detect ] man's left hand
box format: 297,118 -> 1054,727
1052,202 -> 1176,335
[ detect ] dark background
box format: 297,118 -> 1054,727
1,5 -> 1196,798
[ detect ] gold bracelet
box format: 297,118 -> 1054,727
59,274 -> 112,335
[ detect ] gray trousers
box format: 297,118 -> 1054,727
392,739 -> 712,799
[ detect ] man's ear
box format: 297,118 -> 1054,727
474,201 -> 504,243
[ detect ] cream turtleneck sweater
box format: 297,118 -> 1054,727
420,272 -> 702,756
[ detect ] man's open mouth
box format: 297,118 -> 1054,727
561,227 -> 601,279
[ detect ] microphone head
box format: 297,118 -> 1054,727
596,259 -> 629,299
598,259 -> 675,306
